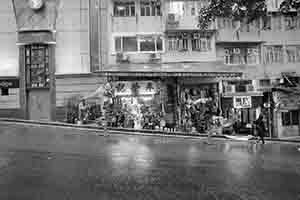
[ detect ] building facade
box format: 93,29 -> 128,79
0,0 -> 299,138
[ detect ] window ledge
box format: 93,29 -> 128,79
224,63 -> 259,66
111,51 -> 164,55
112,16 -> 136,18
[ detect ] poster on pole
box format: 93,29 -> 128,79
233,96 -> 252,109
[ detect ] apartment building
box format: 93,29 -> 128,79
93,0 -> 300,137
0,0 -> 299,137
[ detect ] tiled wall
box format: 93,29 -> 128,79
55,0 -> 90,74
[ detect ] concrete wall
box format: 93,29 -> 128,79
0,1 -> 18,77
55,0 -> 90,74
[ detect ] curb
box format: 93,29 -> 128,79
1,118 -> 300,143
0,118 -> 224,139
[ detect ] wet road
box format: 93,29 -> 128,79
0,122 -> 299,200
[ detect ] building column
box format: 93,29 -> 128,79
19,45 -> 27,120
49,44 -> 56,121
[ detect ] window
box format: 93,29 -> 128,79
1,88 -> 8,96
123,37 -> 138,52
179,38 -> 189,51
284,14 -> 300,30
115,37 -> 122,52
140,36 -> 162,52
169,1 -> 184,15
140,37 -> 155,51
191,7 -> 196,16
282,110 -> 299,126
25,45 -> 50,88
191,34 -> 212,52
167,35 -> 189,51
140,1 -> 161,16
115,36 -> 137,52
264,46 -> 283,64
262,15 -> 271,30
272,14 -> 282,31
114,1 -> 135,17
167,36 -> 179,51
218,17 -> 234,29
268,0 -> 282,10
260,79 -> 271,87
156,36 -> 163,51
225,48 -> 244,65
115,36 -> 163,52
286,46 -> 300,63
246,48 -> 259,65
224,47 -> 259,65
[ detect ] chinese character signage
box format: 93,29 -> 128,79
114,81 -> 157,96
233,96 -> 252,109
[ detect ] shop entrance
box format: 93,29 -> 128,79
179,83 -> 220,133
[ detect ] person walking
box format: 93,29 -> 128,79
254,113 -> 266,144
78,99 -> 88,124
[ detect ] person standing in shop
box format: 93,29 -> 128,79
78,99 -> 88,124
254,113 -> 266,144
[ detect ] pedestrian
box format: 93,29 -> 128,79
254,113 -> 266,144
78,98 -> 88,124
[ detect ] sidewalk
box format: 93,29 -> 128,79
1,118 -> 300,143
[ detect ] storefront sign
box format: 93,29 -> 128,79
114,81 -> 157,96
233,96 -> 252,109
0,79 -> 19,88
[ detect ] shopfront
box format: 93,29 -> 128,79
0,78 -> 21,118
178,81 -> 220,133
273,91 -> 300,138
221,95 -> 264,135
110,80 -> 162,129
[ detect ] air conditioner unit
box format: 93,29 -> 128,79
224,49 -> 230,55
168,13 -> 175,21
233,48 -> 240,54
225,85 -> 235,93
116,53 -> 129,63
193,33 -> 201,39
150,53 -> 161,60
181,32 -> 189,39
248,48 -> 258,54
252,48 -> 259,54
246,84 -> 255,92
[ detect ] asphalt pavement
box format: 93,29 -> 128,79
0,122 -> 299,200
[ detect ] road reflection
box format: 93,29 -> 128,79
108,137 -> 153,175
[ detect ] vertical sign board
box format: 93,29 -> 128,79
233,96 -> 252,109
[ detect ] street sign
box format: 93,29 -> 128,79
233,96 -> 252,109
0,79 -> 19,88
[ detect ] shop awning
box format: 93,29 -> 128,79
100,62 -> 243,78
222,92 -> 264,97
216,41 -> 265,45
165,29 -> 217,34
